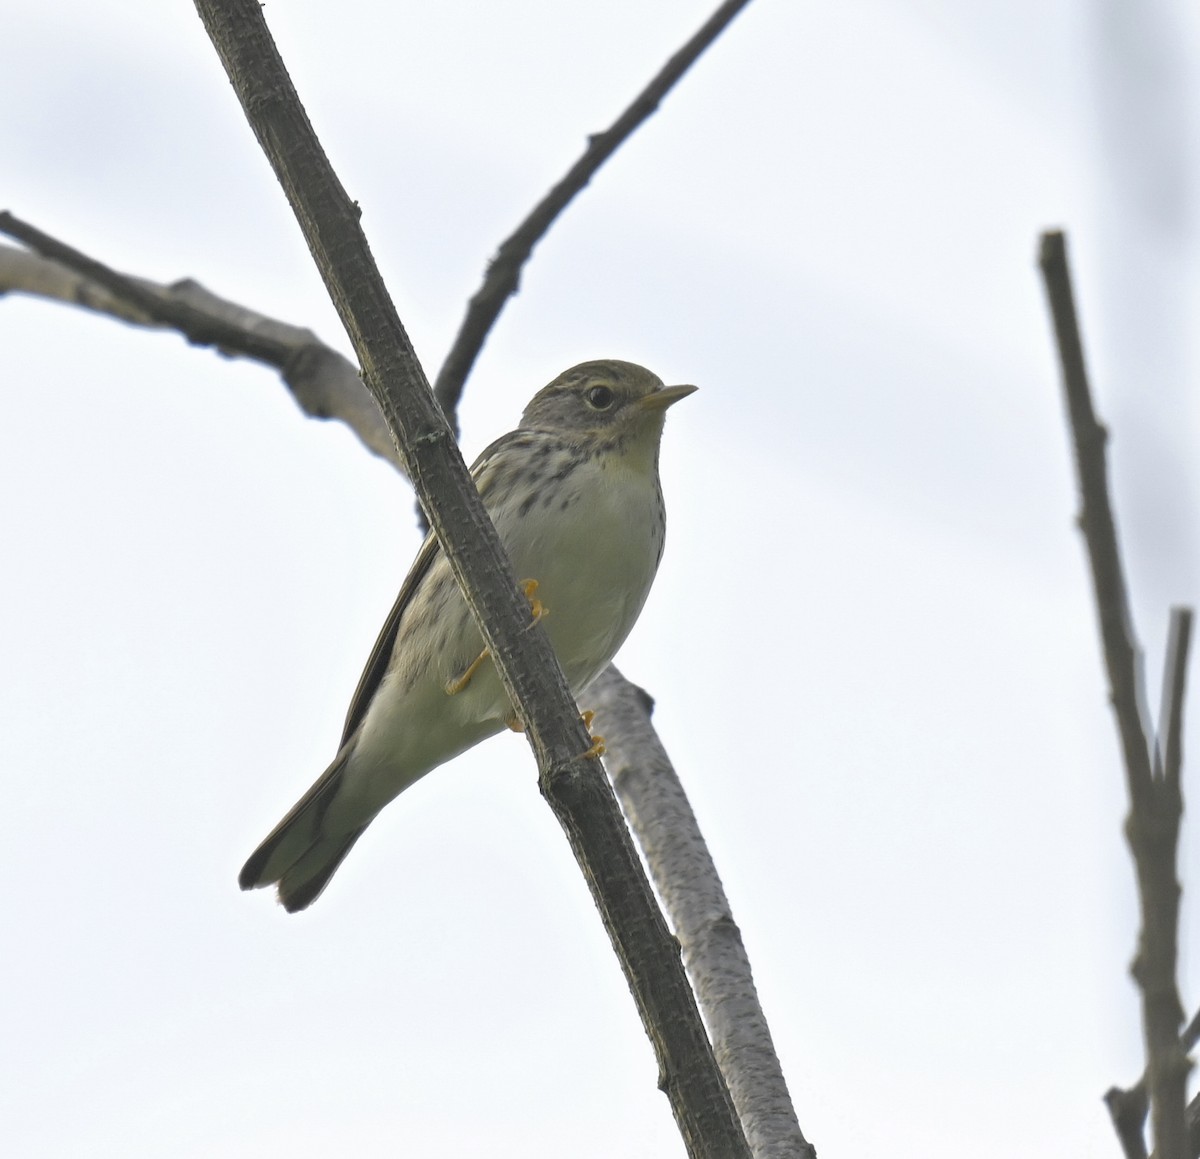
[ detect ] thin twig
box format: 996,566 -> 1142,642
432,0 -> 753,432
1037,230 -> 1154,794
193,2 -> 749,1154
1156,611 -> 1192,786
1038,229 -> 1191,1159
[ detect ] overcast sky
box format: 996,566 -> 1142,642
4,2 -> 1200,1156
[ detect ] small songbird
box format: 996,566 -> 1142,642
239,359 -> 696,910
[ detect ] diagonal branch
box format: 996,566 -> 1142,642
432,0 -> 753,431
1037,230 -> 1155,798
591,667 -> 814,1159
1038,229 -> 1191,1159
0,234 -> 398,465
0,239 -> 163,326
193,1 -> 749,1155
0,214 -> 294,367
1155,1006 -> 1200,1158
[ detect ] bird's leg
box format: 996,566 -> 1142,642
445,579 -> 548,697
444,648 -> 490,696
580,709 -> 606,759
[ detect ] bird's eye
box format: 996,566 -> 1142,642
585,385 -> 616,410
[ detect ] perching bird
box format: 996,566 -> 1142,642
239,359 -> 696,910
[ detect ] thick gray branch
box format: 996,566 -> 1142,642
591,666 -> 814,1159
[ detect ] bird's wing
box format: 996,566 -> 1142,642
337,431 -> 525,746
338,529 -> 440,746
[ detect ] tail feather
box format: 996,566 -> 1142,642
239,746 -> 371,910
276,827 -> 368,912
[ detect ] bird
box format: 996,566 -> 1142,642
238,358 -> 696,911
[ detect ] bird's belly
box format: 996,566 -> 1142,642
356,454 -> 666,771
502,459 -> 662,692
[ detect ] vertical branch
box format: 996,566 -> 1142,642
1037,231 -> 1154,793
1155,611 -> 1191,785
1038,229 -> 1191,1159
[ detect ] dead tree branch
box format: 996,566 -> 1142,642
0,233 -> 396,465
432,0 -> 753,431
591,666 -> 814,1159
1039,229 -> 1191,1159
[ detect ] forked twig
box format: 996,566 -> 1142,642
1039,229 -> 1191,1159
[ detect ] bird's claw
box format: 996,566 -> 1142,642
521,578 -> 548,627
581,709 -> 606,759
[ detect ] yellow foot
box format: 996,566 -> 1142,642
445,647 -> 490,696
520,578 -> 548,627
581,710 -> 606,759
505,715 -> 526,733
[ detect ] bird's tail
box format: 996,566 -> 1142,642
238,747 -> 369,912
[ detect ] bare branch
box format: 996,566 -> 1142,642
0,240 -> 155,325
1037,230 -> 1154,796
1038,229 -> 1191,1159
1155,610 -> 1192,787
1106,1082 -> 1150,1159
192,1 -> 748,1154
1118,946 -> 1200,1159
432,0 -> 754,432
591,666 -> 813,1159
0,212 -> 292,367
1182,1007 -> 1200,1057
1108,1081 -> 1151,1159
0,235 -> 398,465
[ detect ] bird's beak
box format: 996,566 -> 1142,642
638,383 -> 698,412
